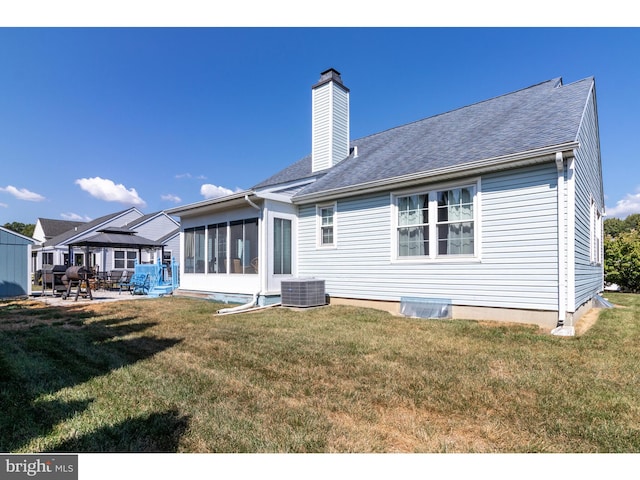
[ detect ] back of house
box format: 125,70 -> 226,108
168,69 -> 604,331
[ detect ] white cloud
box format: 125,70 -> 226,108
606,191 -> 640,218
75,177 -> 146,207
60,212 -> 92,221
176,173 -> 207,180
0,202 -> 7,208
161,193 -> 182,203
0,185 -> 46,202
200,184 -> 235,199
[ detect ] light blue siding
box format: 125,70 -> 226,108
572,85 -> 604,308
0,229 -> 34,297
298,163 -> 560,311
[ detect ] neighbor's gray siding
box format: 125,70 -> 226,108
133,215 -> 178,242
0,229 -> 33,297
573,84 -> 604,309
163,234 -> 180,262
297,163 -> 560,311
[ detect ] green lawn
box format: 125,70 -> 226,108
0,293 -> 638,452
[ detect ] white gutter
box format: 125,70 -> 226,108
293,142 -> 579,204
245,194 -> 261,213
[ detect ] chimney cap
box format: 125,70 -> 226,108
313,68 -> 349,92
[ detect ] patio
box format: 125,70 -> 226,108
31,287 -> 151,306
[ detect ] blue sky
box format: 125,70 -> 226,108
1,25 -> 639,226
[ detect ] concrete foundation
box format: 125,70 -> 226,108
328,296 -> 599,331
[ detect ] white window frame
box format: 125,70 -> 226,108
590,197 -> 603,265
391,179 -> 480,263
113,249 -> 137,270
317,202 -> 337,248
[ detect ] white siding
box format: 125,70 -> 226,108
572,85 -> 604,308
312,81 -> 349,172
178,205 -> 262,295
297,163 -> 561,311
330,83 -> 349,167
312,85 -> 331,172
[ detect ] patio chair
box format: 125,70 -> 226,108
130,273 -> 151,295
114,270 -> 131,292
119,273 -> 150,295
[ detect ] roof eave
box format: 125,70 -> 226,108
165,190 -> 259,218
292,142 -> 580,204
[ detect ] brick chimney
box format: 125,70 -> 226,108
311,68 -> 350,172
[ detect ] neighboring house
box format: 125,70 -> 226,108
33,208 -> 180,276
31,217 -> 87,273
167,69 -> 604,330
33,217 -> 86,244
0,226 -> 35,298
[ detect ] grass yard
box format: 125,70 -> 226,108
0,293 -> 639,453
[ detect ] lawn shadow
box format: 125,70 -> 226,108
0,301 -> 183,452
47,409 -> 190,453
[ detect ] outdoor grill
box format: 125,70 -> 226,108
62,266 -> 93,301
64,266 -> 91,281
41,265 -> 69,296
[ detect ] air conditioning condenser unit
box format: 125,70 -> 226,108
281,278 -> 326,307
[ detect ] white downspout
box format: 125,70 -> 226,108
245,194 -> 264,304
217,293 -> 258,315
245,194 -> 261,213
551,152 -> 574,336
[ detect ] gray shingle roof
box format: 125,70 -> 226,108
42,208 -> 138,247
38,218 -> 86,239
253,76 -> 594,200
252,156 -> 317,190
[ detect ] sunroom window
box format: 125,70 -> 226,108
274,218 -> 292,275
230,218 -> 259,274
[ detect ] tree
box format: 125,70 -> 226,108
604,213 -> 640,238
624,213 -> 640,232
2,222 -> 35,238
604,230 -> 640,292
604,217 -> 626,238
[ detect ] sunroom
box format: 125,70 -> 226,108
166,190 -> 297,305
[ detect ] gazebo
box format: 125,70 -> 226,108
67,227 -> 165,269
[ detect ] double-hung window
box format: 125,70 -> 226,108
114,250 -> 137,270
398,194 -> 429,256
437,187 -> 475,255
318,204 -> 336,247
395,183 -> 477,260
590,198 -> 603,265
